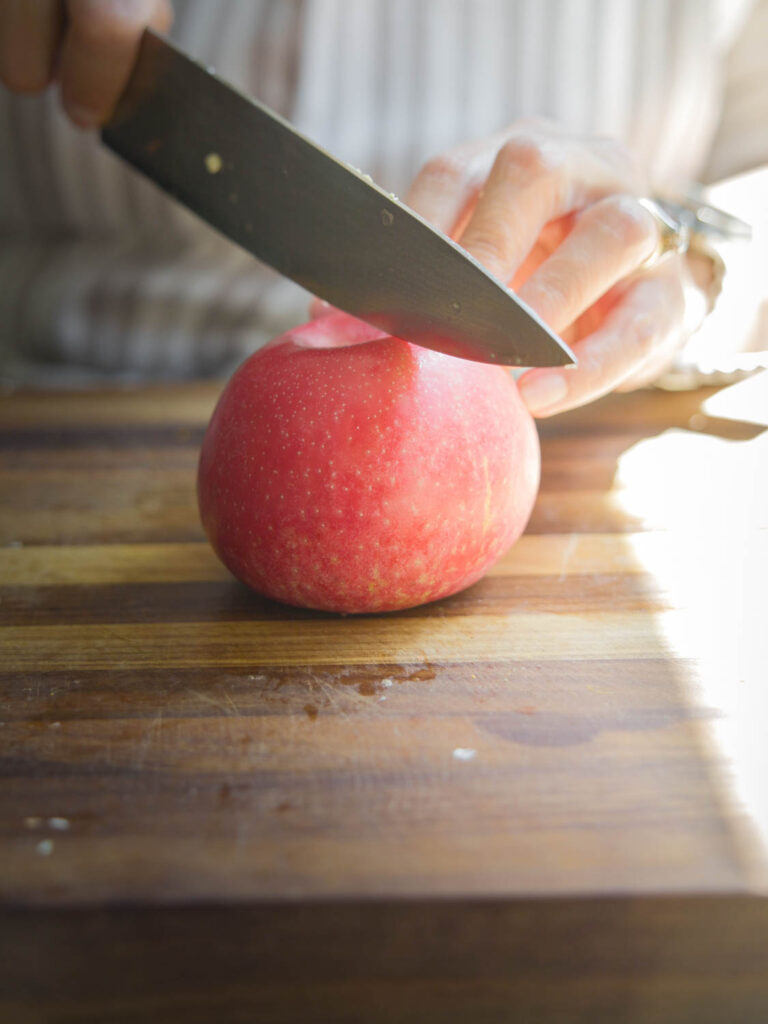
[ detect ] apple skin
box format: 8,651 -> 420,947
197,311 -> 540,613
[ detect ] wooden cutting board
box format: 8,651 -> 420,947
1,381 -> 766,1023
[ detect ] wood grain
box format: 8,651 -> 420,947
3,897 -> 768,1024
0,381 -> 766,1023
0,533 -> 695,584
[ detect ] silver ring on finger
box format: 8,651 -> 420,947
636,198 -> 690,269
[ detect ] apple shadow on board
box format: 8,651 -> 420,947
198,309 -> 765,755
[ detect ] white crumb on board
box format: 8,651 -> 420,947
452,747 -> 477,761
204,152 -> 223,174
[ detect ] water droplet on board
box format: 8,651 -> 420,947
451,300 -> 462,313
381,209 -> 394,227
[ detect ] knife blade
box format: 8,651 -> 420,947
102,30 -> 574,367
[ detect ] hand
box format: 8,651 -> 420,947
406,120 -> 708,416
0,0 -> 172,129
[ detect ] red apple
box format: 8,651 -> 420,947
197,311 -> 540,613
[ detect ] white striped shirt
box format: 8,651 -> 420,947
0,0 -> 765,382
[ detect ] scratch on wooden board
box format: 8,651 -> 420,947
188,688 -> 239,716
223,690 -> 241,717
318,679 -> 359,719
134,709 -> 163,770
558,533 -> 580,581
307,674 -> 393,720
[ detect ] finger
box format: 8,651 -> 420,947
614,330 -> 685,391
506,212 -> 576,292
0,0 -> 64,93
405,133 -> 503,235
59,0 -> 172,128
458,133 -> 640,284
517,262 -> 686,417
617,263 -> 709,390
516,195 -> 658,333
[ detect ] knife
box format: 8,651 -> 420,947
102,30 -> 574,368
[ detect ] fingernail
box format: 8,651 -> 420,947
519,373 -> 568,413
65,104 -> 100,130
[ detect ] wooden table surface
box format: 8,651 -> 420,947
1,379 -> 766,1023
